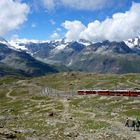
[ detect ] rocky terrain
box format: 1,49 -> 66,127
1,36 -> 140,75
0,40 -> 58,77
8,37 -> 140,74
0,73 -> 140,139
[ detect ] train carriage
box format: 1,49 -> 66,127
77,90 -> 140,97
96,90 -> 109,95
78,90 -> 96,95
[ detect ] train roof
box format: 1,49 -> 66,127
78,89 -> 140,92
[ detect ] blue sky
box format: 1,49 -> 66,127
1,0 -> 140,41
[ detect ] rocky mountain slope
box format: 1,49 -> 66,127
0,39 -> 58,77
9,37 -> 140,74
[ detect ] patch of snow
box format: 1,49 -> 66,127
9,38 -> 50,51
124,37 -> 140,48
77,40 -> 91,46
133,37 -> 140,46
68,59 -> 73,66
124,40 -> 135,48
56,44 -> 67,50
51,44 -> 68,54
78,39 -> 92,46
80,43 -> 91,46
9,40 -> 28,51
0,40 -> 8,45
0,37 -> 9,46
0,37 -> 22,51
80,42 -> 91,46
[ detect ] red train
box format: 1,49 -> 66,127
77,90 -> 140,97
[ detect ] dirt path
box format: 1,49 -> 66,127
60,97 -> 96,120
59,98 -> 70,116
126,78 -> 140,87
6,89 -> 16,100
62,98 -> 69,114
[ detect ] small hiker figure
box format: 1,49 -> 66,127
125,118 -> 129,127
136,118 -> 140,131
132,120 -> 136,131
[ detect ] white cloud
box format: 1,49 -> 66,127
0,0 -> 29,35
62,2 -> 140,42
62,20 -> 86,42
43,0 -> 110,11
51,32 -> 60,39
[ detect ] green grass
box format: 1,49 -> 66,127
0,76 -> 26,85
10,89 -> 28,97
29,72 -> 140,91
0,73 -> 140,139
31,96 -> 51,100
0,89 -> 8,98
123,109 -> 140,118
83,120 -> 109,130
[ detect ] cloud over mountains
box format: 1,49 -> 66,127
0,1 -> 140,43
62,3 -> 140,42
0,0 -> 29,35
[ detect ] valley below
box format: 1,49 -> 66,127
0,72 -> 140,140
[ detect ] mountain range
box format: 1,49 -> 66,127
0,37 -> 58,77
0,36 -> 140,76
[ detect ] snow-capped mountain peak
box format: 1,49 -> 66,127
124,37 -> 140,48
0,36 -> 9,46
9,40 -> 28,51
8,37 -> 51,51
78,39 -> 92,46
0,36 -> 21,51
